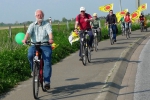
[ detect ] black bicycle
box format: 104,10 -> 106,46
26,41 -> 50,99
140,20 -> 144,32
79,30 -> 91,66
125,22 -> 130,39
121,23 -> 125,36
140,20 -> 147,32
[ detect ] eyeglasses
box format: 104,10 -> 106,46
81,11 -> 85,12
109,12 -> 113,13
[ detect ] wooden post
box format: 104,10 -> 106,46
24,24 -> 26,34
9,25 -> 12,50
66,21 -> 69,30
58,22 -> 60,31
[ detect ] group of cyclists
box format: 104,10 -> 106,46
22,7 -> 147,92
75,7 -> 148,60
119,12 -> 147,34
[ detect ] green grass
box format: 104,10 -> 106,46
0,21 -> 150,94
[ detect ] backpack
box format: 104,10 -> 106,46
124,15 -> 131,22
78,13 -> 89,25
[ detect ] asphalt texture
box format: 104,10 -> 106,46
134,37 -> 150,100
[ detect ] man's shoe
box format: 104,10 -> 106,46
44,83 -> 50,90
114,40 -> 117,42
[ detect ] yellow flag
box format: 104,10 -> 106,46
138,3 -> 147,11
116,9 -> 128,17
99,3 -> 113,12
116,9 -> 128,22
131,10 -> 141,20
116,15 -> 122,23
52,43 -> 59,50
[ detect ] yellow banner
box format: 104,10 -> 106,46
138,3 -> 147,11
99,3 -> 113,12
52,43 -> 59,50
116,9 -> 128,22
131,10 -> 141,20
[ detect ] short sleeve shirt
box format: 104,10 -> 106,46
120,17 -> 124,22
90,18 -> 100,28
27,21 -> 52,43
76,13 -> 92,30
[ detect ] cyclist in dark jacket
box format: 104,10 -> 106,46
106,10 -> 117,42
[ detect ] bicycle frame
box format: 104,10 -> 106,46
79,30 -> 91,65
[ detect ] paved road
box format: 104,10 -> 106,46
117,34 -> 150,100
134,37 -> 150,100
0,30 -> 149,100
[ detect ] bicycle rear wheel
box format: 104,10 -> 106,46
33,62 -> 40,99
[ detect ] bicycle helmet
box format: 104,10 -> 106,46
80,7 -> 86,12
93,13 -> 97,16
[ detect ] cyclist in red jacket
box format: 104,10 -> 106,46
124,12 -> 132,33
74,7 -> 93,61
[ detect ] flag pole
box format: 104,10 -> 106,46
119,0 -> 122,11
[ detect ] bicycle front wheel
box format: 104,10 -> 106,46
94,37 -> 98,52
82,43 -> 87,66
88,46 -> 91,63
126,30 -> 129,39
33,62 -> 40,99
110,32 -> 114,45
128,30 -> 130,38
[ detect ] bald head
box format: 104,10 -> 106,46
35,9 -> 44,16
35,9 -> 44,23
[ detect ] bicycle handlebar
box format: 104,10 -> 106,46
25,41 -> 50,45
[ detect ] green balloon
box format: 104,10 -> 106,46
15,32 -> 25,45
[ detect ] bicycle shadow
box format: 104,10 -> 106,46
38,81 -> 127,100
90,57 -> 141,64
98,47 -> 126,51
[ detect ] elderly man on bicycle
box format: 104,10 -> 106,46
22,9 -> 53,90
74,7 -> 93,61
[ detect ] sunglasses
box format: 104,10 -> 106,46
81,11 -> 85,12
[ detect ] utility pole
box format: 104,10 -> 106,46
138,0 -> 140,8
119,0 -> 122,11
137,0 -> 142,8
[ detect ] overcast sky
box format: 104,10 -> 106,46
0,0 -> 149,23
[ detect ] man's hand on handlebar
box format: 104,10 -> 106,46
49,39 -> 54,44
22,39 -> 27,44
74,28 -> 79,32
